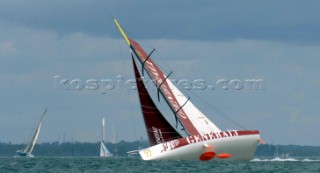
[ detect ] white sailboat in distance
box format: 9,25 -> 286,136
100,117 -> 113,157
16,109 -> 47,157
114,19 -> 265,161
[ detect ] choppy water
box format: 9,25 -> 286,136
0,157 -> 319,173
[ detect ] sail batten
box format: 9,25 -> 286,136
166,79 -> 221,134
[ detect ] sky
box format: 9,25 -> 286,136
0,0 -> 319,146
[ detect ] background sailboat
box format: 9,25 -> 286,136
16,109 -> 47,157
100,117 -> 112,157
271,145 -> 296,161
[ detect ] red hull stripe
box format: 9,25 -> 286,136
160,130 -> 260,153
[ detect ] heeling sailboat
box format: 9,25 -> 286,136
16,109 -> 47,157
100,117 -> 113,157
114,19 -> 264,161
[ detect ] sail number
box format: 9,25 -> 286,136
144,149 -> 152,157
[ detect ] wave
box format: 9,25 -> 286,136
251,158 -> 320,162
302,158 -> 320,162
270,157 -> 298,161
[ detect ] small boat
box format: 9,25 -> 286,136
273,145 -> 280,160
100,117 -> 112,157
114,19 -> 264,161
271,145 -> 295,161
16,109 -> 47,157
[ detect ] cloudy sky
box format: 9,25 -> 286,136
0,0 -> 319,146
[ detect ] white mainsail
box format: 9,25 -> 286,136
24,109 -> 47,153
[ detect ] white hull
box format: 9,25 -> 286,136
139,133 -> 260,161
16,150 -> 34,157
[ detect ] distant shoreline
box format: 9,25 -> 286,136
1,141 -> 319,157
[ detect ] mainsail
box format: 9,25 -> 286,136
23,108 -> 47,154
115,19 -> 221,136
132,56 -> 182,146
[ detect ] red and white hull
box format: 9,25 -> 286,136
139,130 -> 260,161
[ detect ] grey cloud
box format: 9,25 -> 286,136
0,0 -> 319,43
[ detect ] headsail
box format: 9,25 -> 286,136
24,108 -> 47,153
114,19 -> 221,136
132,56 -> 182,146
100,140 -> 112,157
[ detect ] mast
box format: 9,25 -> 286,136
112,123 -> 115,144
102,117 -> 105,142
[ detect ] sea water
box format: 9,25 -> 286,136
0,157 -> 319,173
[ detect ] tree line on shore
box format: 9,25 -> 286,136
0,141 -> 319,157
